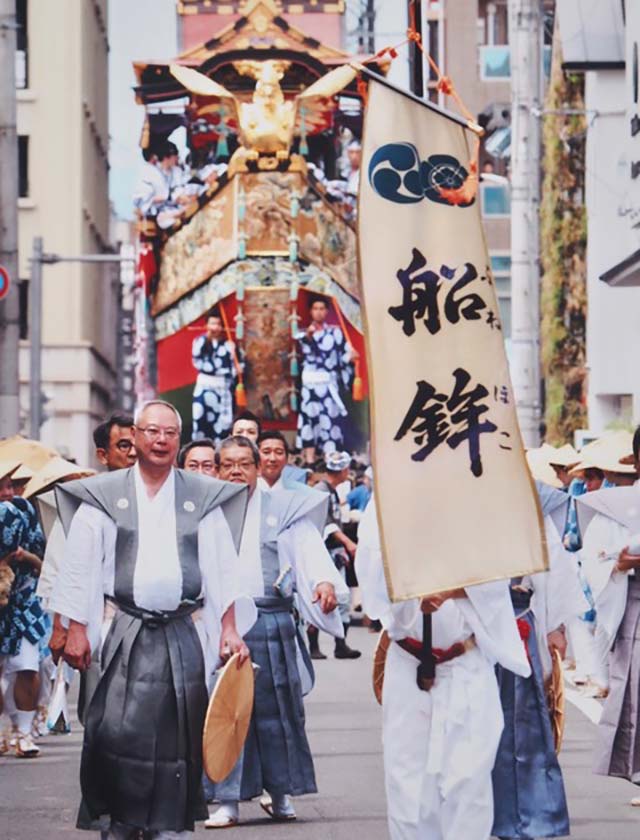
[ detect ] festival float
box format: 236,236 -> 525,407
131,0 -> 384,449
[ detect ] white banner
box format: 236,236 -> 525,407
358,75 -> 546,600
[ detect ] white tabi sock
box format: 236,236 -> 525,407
4,676 -> 17,717
216,802 -> 239,820
270,794 -> 295,816
205,801 -> 239,827
15,709 -> 35,737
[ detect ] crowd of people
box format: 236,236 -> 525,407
0,403 -> 370,788
133,132 -> 361,231
133,141 -> 227,229
354,426 -> 640,840
5,405 -> 640,840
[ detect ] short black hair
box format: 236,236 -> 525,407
232,410 -> 262,436
308,294 -> 328,310
206,308 -> 222,322
257,430 -> 289,455
157,140 -> 179,162
215,435 -> 260,467
633,426 -> 640,461
93,412 -> 135,451
178,438 -> 216,468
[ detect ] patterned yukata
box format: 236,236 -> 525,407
191,335 -> 239,444
295,325 -> 353,456
0,499 -> 48,660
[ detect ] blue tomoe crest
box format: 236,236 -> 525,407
368,142 -> 475,208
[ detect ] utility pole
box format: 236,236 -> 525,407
0,0 -> 20,437
28,237 -> 42,439
28,242 -> 135,439
508,0 -> 543,446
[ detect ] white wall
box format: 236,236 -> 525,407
585,69 -> 640,432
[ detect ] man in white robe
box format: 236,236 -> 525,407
355,498 -> 530,840
50,401 -> 256,840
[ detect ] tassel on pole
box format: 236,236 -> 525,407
217,298 -> 247,408
352,359 -> 364,402
235,381 -> 247,408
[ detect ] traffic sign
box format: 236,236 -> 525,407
0,266 -> 9,300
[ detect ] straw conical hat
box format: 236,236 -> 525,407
0,459 -> 20,482
23,456 -> 95,499
0,436 -> 58,471
372,630 -> 391,705
546,649 -> 565,753
12,464 -> 34,482
526,447 -> 562,489
203,653 -> 255,783
569,430 -> 635,476
547,443 -> 580,469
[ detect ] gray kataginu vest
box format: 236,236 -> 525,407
254,487 -> 329,602
56,467 -> 248,609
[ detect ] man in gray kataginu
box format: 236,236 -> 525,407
206,436 -> 347,828
50,402 -> 256,839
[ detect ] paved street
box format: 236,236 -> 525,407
1,626 -> 640,840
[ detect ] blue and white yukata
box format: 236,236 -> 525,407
0,499 -> 49,675
211,487 -> 346,804
191,335 -> 239,444
295,325 -> 353,456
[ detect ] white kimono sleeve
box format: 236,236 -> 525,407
528,515 -> 590,677
36,515 -> 65,608
197,506 -> 258,681
278,516 -> 347,638
582,512 -> 631,647
48,503 -> 110,654
460,581 -> 531,678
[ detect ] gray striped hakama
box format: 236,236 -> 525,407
492,594 -> 569,839
214,598 -> 317,801
595,576 -> 640,783
78,606 -> 209,833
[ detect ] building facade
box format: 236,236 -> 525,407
177,0 -> 346,51
351,0 -> 514,336
559,0 -> 640,434
16,0 -> 116,466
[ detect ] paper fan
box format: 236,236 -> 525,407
372,630 -> 391,705
203,653 -> 255,783
546,649 -> 565,753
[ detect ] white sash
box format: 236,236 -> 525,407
302,369 -> 347,416
197,372 -> 227,390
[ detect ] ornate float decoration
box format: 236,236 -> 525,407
132,0 -> 380,443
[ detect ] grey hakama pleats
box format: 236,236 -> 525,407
214,602 -> 317,801
595,576 -> 640,782
77,609 -> 209,833
491,606 -> 569,839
